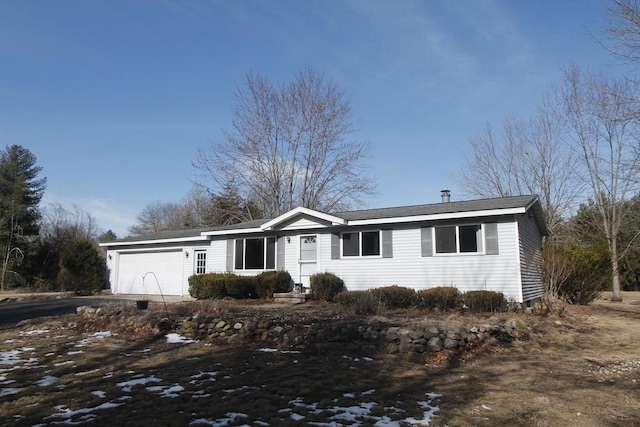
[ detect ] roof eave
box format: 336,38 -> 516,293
348,207 -> 527,226
99,235 -> 210,247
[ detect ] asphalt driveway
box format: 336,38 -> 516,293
0,293 -> 192,325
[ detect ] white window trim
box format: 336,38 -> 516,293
194,250 -> 207,275
434,224 -> 485,256
341,230 -> 382,258
299,235 -> 318,265
234,237 -> 277,270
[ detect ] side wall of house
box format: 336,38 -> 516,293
517,213 -> 545,302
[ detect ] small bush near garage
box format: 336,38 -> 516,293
463,290 -> 508,312
334,290 -> 379,314
370,285 -> 418,308
255,270 -> 292,298
417,286 -> 462,311
188,273 -> 233,299
57,240 -> 108,295
310,272 -> 345,301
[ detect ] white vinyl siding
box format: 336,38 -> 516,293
320,221 -> 523,302
517,214 -> 544,302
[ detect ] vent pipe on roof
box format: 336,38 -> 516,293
441,189 -> 451,203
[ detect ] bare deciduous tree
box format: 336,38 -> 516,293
558,66 -> 640,301
128,201 -> 184,236
193,68 -> 375,218
40,203 -> 100,246
455,99 -> 580,234
602,0 -> 640,66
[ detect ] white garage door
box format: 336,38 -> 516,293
116,251 -> 184,296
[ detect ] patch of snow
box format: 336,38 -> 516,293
67,350 -> 84,355
147,383 -> 184,398
91,390 -> 106,399
0,387 -> 22,397
117,375 -> 161,392
166,333 -> 197,344
20,329 -> 49,336
0,347 -> 37,366
54,360 -> 74,367
46,401 -> 123,423
192,390 -> 211,399
36,375 -> 58,387
190,412 -> 248,426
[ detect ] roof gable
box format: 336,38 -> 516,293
260,207 -> 346,231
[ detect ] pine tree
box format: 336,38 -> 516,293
0,145 -> 47,289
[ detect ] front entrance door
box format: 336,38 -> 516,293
299,235 -> 317,290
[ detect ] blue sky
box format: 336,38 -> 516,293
0,0 -> 615,237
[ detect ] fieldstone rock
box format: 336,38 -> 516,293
443,337 -> 459,349
423,327 -> 439,340
427,337 -> 443,352
408,329 -> 424,340
398,341 -> 413,353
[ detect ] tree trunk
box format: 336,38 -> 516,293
611,251 -> 623,302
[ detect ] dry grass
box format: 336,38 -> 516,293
0,293 -> 639,426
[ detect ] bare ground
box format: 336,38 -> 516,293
0,293 -> 639,426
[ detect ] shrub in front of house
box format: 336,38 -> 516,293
417,286 -> 462,311
310,272 -> 345,301
370,285 -> 418,308
255,270 -> 292,298
224,276 -> 258,299
188,273 -> 233,299
463,290 -> 508,312
334,290 -> 379,314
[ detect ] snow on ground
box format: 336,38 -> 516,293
0,327 -> 443,426
166,333 -> 198,344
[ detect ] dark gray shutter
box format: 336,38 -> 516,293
331,233 -> 340,259
277,236 -> 286,270
226,240 -> 234,271
485,223 -> 499,255
421,227 -> 433,257
381,229 -> 393,258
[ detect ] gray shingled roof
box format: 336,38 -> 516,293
333,194 -> 539,221
105,194 -> 545,244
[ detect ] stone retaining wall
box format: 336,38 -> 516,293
77,306 -> 524,355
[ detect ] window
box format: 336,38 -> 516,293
195,250 -> 207,274
342,231 -> 380,257
234,237 -> 276,270
435,225 -> 483,254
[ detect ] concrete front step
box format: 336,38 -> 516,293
273,292 -> 311,304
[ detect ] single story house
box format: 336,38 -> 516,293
100,192 -> 548,303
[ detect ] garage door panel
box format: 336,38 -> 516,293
117,251 -> 183,296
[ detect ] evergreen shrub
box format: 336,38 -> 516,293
370,285 -> 418,308
463,290 -> 507,312
57,240 -> 108,295
310,272 -> 345,301
188,273 -> 233,299
417,286 -> 462,310
334,290 -> 379,314
255,270 -> 292,298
